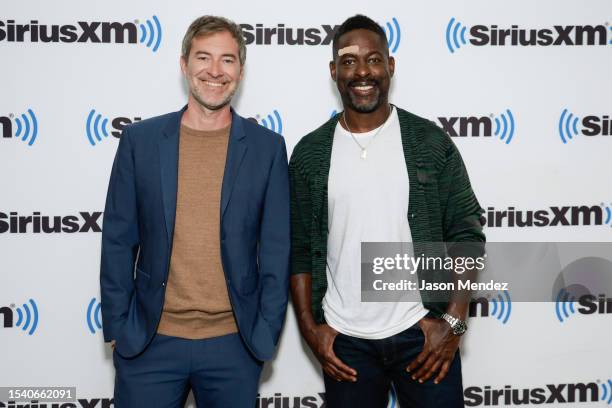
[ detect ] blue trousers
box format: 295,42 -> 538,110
323,324 -> 464,408
113,333 -> 262,408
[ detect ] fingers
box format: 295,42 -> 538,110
409,351 -> 454,384
323,328 -> 357,382
406,348 -> 429,373
324,361 -> 355,382
412,355 -> 442,383
434,360 -> 452,385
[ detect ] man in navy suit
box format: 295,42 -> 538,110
100,15 -> 290,407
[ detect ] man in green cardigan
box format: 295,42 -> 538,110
289,15 -> 485,408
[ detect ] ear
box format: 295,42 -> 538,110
180,55 -> 187,76
388,55 -> 395,77
239,64 -> 245,81
329,60 -> 337,82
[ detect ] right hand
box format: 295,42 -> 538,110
110,340 -> 116,350
303,324 -> 357,382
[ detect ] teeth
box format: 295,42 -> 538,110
203,81 -> 224,87
354,85 -> 373,91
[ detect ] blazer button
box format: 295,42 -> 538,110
411,213 -> 416,218
162,282 -> 166,287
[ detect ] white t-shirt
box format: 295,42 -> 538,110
323,107 -> 428,339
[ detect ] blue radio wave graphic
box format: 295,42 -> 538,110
601,202 -> 612,228
259,110 -> 283,135
330,109 -> 339,118
446,17 -> 468,53
13,109 -> 38,146
601,379 -> 612,404
139,15 -> 162,52
86,297 -> 103,334
558,109 -> 580,144
493,109 -> 515,144
489,290 -> 512,324
86,109 -> 111,146
381,18 -> 401,54
14,299 -> 39,335
609,26 -> 612,45
555,288 -> 577,323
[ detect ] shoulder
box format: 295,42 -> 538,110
290,116 -> 338,167
120,110 -> 180,147
396,107 -> 456,157
127,111 -> 178,135
239,115 -> 284,148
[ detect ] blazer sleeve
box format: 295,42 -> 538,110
257,135 -> 291,344
99,127 -> 140,342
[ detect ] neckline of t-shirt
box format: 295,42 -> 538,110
180,123 -> 230,137
336,106 -> 397,138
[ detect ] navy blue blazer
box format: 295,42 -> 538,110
100,106 -> 290,360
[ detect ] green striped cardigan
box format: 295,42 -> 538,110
289,106 -> 486,323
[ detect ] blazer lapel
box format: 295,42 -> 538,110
221,110 -> 247,218
158,107 -> 185,247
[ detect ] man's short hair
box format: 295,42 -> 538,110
181,15 -> 246,65
332,15 -> 388,60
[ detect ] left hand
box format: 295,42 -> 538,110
406,317 -> 460,384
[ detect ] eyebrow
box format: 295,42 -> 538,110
194,51 -> 237,59
340,50 -> 384,59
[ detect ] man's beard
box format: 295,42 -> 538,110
191,84 -> 237,111
345,91 -> 382,113
342,80 -> 384,113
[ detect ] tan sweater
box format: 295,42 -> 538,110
157,124 -> 238,339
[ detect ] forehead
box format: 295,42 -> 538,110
190,30 -> 239,55
337,28 -> 387,55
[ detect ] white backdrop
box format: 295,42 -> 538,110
1,0 -> 611,406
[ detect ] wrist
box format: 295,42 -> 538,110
441,312 -> 468,336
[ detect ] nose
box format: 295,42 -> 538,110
207,58 -> 223,78
354,59 -> 371,78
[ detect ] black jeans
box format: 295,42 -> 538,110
324,324 -> 464,408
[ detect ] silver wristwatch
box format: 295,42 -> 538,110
441,313 -> 468,336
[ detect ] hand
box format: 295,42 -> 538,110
110,340 -> 116,350
303,324 -> 357,382
407,317 -> 460,384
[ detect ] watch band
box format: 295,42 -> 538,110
441,313 -> 468,336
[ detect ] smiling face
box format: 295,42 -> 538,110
180,30 -> 243,111
330,28 -> 394,114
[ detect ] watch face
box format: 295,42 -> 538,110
453,321 -> 468,336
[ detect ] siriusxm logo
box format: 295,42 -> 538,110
86,109 -> 141,146
555,289 -> 611,323
481,203 -> 612,228
559,109 -> 611,143
86,298 -> 102,334
240,18 -> 401,53
438,109 -> 515,144
0,299 -> 39,335
469,291 -> 512,324
446,17 -> 612,53
256,393 -> 325,408
0,398 -> 114,408
0,16 -> 162,52
247,110 -> 283,135
0,211 -> 102,234
465,380 -> 611,406
0,108 -> 39,146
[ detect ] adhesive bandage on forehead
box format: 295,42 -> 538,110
338,45 -> 359,56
